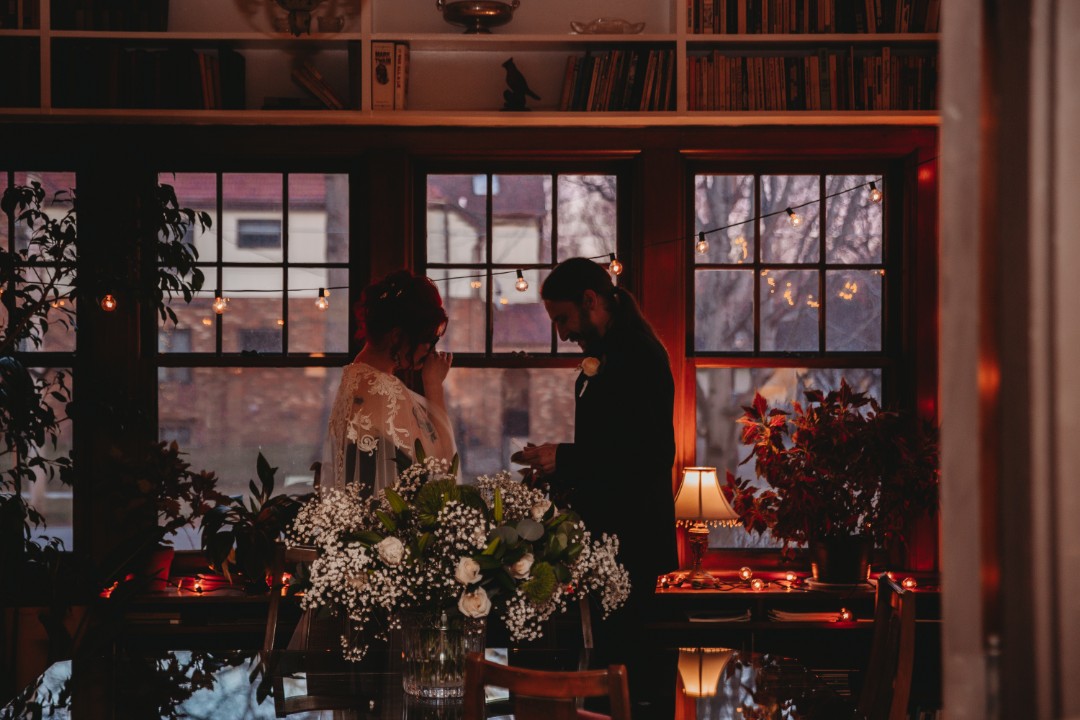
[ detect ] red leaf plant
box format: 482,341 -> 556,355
724,379 -> 939,556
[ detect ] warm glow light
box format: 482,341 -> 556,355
608,253 -> 623,276
212,296 -> 229,314
739,566 -> 753,581
499,296 -> 509,305
695,232 -> 709,255
677,648 -> 734,698
276,319 -> 285,326
902,577 -> 918,590
750,578 -> 765,591
732,235 -> 748,261
785,571 -> 797,583
868,181 -> 883,203
99,294 -> 118,312
785,207 -> 802,227
315,287 -> 330,310
193,579 -> 204,594
838,608 -> 853,621
515,269 -> 528,292
202,317 -> 213,326
469,279 -> 482,289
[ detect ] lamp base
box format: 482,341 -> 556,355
681,522 -> 717,588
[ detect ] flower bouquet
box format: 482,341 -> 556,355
287,442 -> 629,697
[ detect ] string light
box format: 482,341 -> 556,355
785,207 -> 802,227
608,253 -> 623,276
514,269 -> 528,292
868,181 -> 883,203
315,287 -> 329,311
837,608 -> 853,621
902,577 -> 918,590
784,571 -> 797,583
100,294 -> 117,312
750,578 -> 765,591
212,296 -> 228,314
738,566 -> 753,581
695,231 -> 709,255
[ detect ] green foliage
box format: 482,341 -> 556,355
201,453 -> 311,591
725,378 -> 939,553
0,180 -> 210,567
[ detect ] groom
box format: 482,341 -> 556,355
518,257 -> 678,649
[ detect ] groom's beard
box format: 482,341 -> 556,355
571,311 -> 603,355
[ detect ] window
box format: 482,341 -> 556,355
156,172 -> 351,548
692,171 -> 892,548
1,170 -> 77,549
422,170 -> 623,481
236,218 -> 282,249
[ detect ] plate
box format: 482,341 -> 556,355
570,18 -> 645,34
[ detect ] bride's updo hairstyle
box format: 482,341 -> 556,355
354,270 -> 448,366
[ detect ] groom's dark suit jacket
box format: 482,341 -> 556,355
553,321 -> 678,613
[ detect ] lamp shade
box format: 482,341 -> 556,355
677,647 -> 735,697
674,467 -> 740,527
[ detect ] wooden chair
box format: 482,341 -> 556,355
855,573 -> 915,720
462,651 -> 631,720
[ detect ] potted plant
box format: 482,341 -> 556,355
724,379 -> 939,583
201,453 -> 310,593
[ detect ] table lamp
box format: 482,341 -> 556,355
677,647 -> 735,697
674,466 -> 740,588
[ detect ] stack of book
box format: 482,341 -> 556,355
686,47 -> 936,111
686,0 -> 940,34
559,47 -> 676,112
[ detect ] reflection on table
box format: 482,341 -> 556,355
4,643 -> 850,719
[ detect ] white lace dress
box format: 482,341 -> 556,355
324,362 -> 456,493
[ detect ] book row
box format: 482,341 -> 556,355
559,48 -> 677,112
0,0 -> 38,29
687,0 -> 940,34
370,41 -> 410,111
50,0 -> 169,31
686,48 -> 937,111
51,44 -> 245,110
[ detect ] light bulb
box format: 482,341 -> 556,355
739,566 -> 753,581
212,296 -> 228,314
750,578 -> 765,591
695,231 -> 709,255
99,294 -> 118,312
838,608 -> 853,621
902,577 -> 917,590
785,207 -> 802,227
469,279 -> 482,290
608,253 -> 623,276
315,288 -> 329,311
515,269 -> 528,292
784,571 -> 797,583
868,181 -> 883,204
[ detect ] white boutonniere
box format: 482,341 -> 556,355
579,357 -> 601,397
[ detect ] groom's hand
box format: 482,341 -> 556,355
519,443 -> 558,478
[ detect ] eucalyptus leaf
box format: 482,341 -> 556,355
516,518 -> 544,542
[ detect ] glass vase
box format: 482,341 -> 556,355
400,609 -> 486,699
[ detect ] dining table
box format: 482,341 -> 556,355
3,637 -> 851,720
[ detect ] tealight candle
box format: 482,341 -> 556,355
902,577 -> 918,590
739,566 -> 753,581
193,579 -> 204,594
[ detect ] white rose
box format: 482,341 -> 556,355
376,536 -> 405,566
530,500 -> 552,522
508,553 -> 534,580
458,587 -> 492,618
455,557 -> 482,585
580,357 -> 601,377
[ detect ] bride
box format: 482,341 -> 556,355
326,269 -> 457,492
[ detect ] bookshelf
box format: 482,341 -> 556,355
0,0 -> 940,125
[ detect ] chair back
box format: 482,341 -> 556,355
462,652 -> 631,720
856,573 -> 915,720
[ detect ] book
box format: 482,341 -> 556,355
370,40 -> 395,110
393,42 -> 409,110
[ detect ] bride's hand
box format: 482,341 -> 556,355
421,349 -> 452,389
